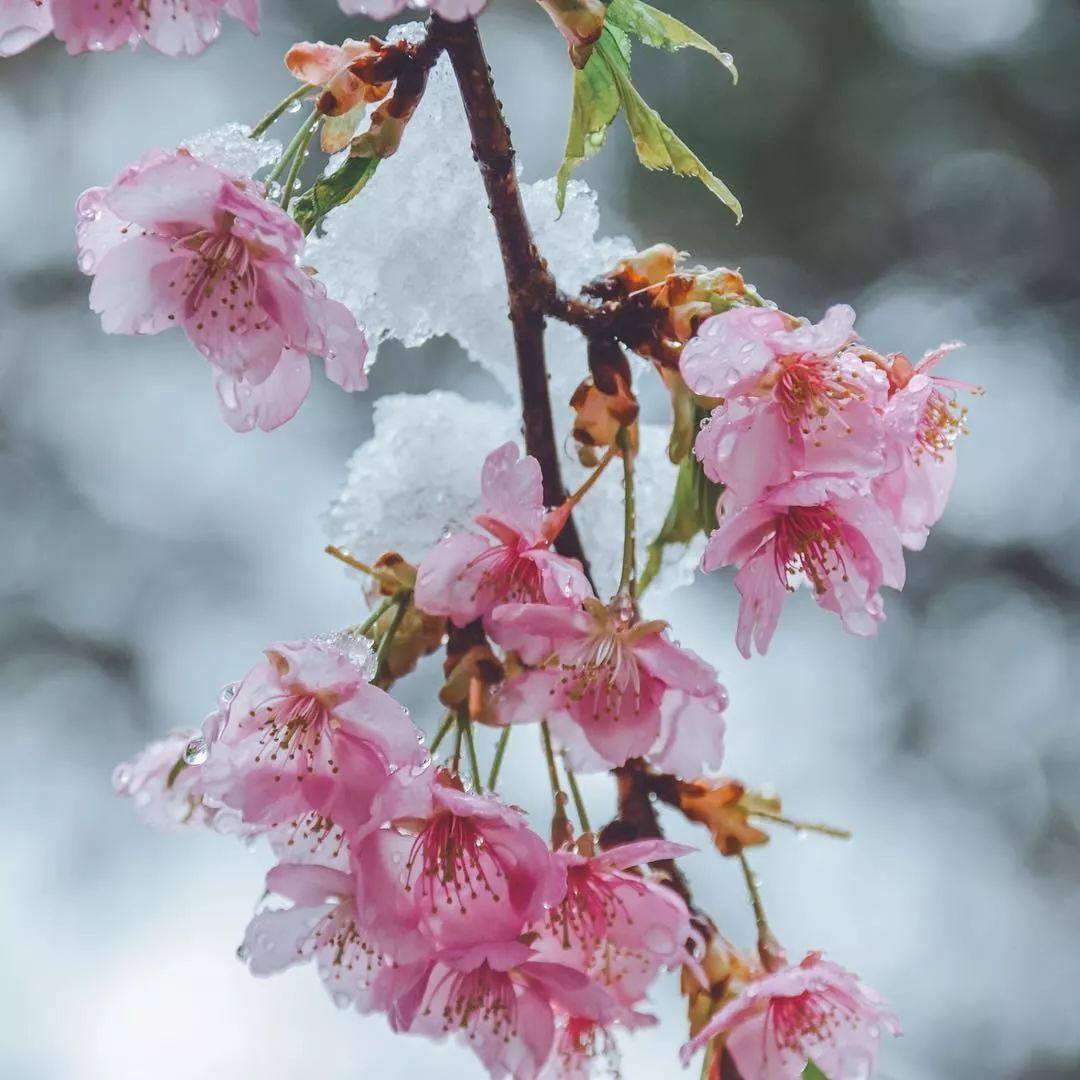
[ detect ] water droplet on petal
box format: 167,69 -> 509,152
184,736 -> 209,766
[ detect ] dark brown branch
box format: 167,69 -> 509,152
434,17 -> 593,581
433,16 -> 703,933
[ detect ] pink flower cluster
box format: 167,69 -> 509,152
416,442 -> 729,774
681,305 -> 971,657
0,0 -> 258,58
75,148 -> 367,431
114,634 -> 695,1077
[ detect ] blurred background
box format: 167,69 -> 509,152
1,0 -> 1078,1077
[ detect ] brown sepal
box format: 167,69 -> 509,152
676,779 -> 776,856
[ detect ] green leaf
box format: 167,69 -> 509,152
556,25 -> 629,210
640,451 -> 722,593
602,40 -> 743,221
293,153 -> 380,236
606,0 -> 738,83
802,1063 -> 830,1080
556,24 -> 740,218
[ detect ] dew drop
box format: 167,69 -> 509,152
184,736 -> 209,766
286,99 -> 303,114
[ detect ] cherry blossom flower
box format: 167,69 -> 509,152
1,0 -> 259,57
338,0 -> 488,21
352,771 -> 562,956
873,342 -> 971,551
0,0 -> 52,58
702,475 -> 905,658
374,939 -> 616,1079
680,951 -> 900,1080
533,839 -> 695,1010
489,597 -> 725,769
241,859 -> 389,1010
201,638 -> 424,834
415,443 -> 592,628
75,149 -> 367,431
682,305 -> 889,508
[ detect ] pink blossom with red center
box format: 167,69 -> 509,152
680,951 -> 900,1080
338,0 -> 488,22
533,839 -> 695,1010
702,475 -> 905,658
416,443 -> 593,628
242,859 -> 390,1011
0,0 -> 259,57
489,597 -> 725,770
682,305 -> 890,508
201,638 -> 424,835
353,771 -> 562,956
373,939 -> 616,1079
75,149 -> 367,431
873,342 -> 973,551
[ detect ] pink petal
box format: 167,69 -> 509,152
650,687 -> 727,776
106,154 -> 225,235
0,0 -> 52,58
696,399 -> 796,505
320,296 -> 368,391
593,838 -> 696,871
414,530 -> 494,627
634,635 -> 718,696
89,235 -> 190,337
215,353 -> 312,433
701,503 -> 778,572
767,303 -> 856,358
481,442 -> 545,540
730,546 -> 787,658
529,548 -> 594,607
265,861 -> 352,906
242,902 -> 334,977
680,307 -> 785,397
488,602 -> 591,665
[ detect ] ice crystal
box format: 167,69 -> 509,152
180,123 -> 282,179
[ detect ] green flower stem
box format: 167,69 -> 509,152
281,114 -> 320,211
429,712 -> 455,755
616,427 -> 637,599
461,712 -> 483,793
563,757 -> 592,834
267,108 -> 320,189
487,726 -> 511,791
250,84 -> 315,140
540,720 -> 563,798
374,593 -> 410,682
750,808 -> 852,840
356,594 -> 399,638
